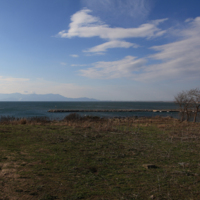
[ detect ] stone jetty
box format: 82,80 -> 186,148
48,109 -> 179,113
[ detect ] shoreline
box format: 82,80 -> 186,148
48,109 -> 179,113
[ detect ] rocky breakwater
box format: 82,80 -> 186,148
48,109 -> 179,113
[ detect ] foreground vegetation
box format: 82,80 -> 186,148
174,88 -> 200,122
0,114 -> 200,199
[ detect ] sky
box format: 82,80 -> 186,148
0,0 -> 200,101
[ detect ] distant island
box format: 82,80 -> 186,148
0,93 -> 98,101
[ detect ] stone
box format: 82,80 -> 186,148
178,162 -> 189,168
150,195 -> 155,199
142,164 -> 158,169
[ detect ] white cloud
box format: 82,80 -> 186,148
58,9 -> 167,40
0,77 -> 177,101
0,78 -> 90,98
81,0 -> 153,25
0,78 -> 139,100
0,78 -> 159,101
70,54 -> 79,57
136,17 -> 200,81
0,76 -> 29,82
83,40 -> 139,53
185,18 -> 193,23
80,56 -> 146,79
79,17 -> 200,82
71,64 -> 88,67
60,62 -> 67,66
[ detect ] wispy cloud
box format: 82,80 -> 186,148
79,17 -> 200,82
81,0 -> 153,25
136,17 -> 200,81
0,76 -> 29,82
0,78 -> 90,97
83,40 -> 139,53
58,9 -> 167,40
80,56 -> 146,79
71,64 -> 88,67
70,54 -> 79,58
60,62 -> 67,66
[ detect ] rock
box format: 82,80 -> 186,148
153,110 -> 159,112
178,162 -> 189,168
142,164 -> 158,169
150,195 -> 155,199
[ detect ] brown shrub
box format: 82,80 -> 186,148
19,118 -> 27,124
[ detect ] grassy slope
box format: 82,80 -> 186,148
0,116 -> 200,199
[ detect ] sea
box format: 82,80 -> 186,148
0,101 -> 179,120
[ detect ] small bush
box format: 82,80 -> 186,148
0,116 -> 16,124
0,115 -> 51,125
28,116 -> 50,123
82,115 -> 102,122
63,113 -> 82,121
19,118 -> 27,124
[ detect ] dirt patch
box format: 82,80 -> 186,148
0,161 -> 36,200
0,162 -> 19,178
0,162 -> 19,199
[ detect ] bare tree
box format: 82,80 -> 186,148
188,88 -> 200,122
174,90 -> 192,122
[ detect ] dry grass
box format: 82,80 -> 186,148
0,116 -> 50,125
0,114 -> 200,199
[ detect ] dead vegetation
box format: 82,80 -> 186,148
0,114 -> 200,199
0,116 -> 50,125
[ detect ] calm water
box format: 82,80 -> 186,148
0,101 -> 179,120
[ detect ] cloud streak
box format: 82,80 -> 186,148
80,56 -> 146,79
70,54 -> 79,58
60,62 -> 67,66
81,0 -> 153,25
71,64 -> 88,67
0,76 -> 29,82
79,17 -> 200,82
58,9 -> 167,40
137,17 -> 200,81
83,40 -> 139,53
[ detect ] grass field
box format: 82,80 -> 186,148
0,115 -> 200,199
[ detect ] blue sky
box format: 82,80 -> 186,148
0,0 -> 200,101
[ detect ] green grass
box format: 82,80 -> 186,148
0,117 -> 200,199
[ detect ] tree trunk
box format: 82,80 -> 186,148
193,112 -> 197,123
193,107 -> 199,123
181,111 -> 184,122
186,112 -> 189,121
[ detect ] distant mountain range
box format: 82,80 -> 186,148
0,93 -> 98,101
